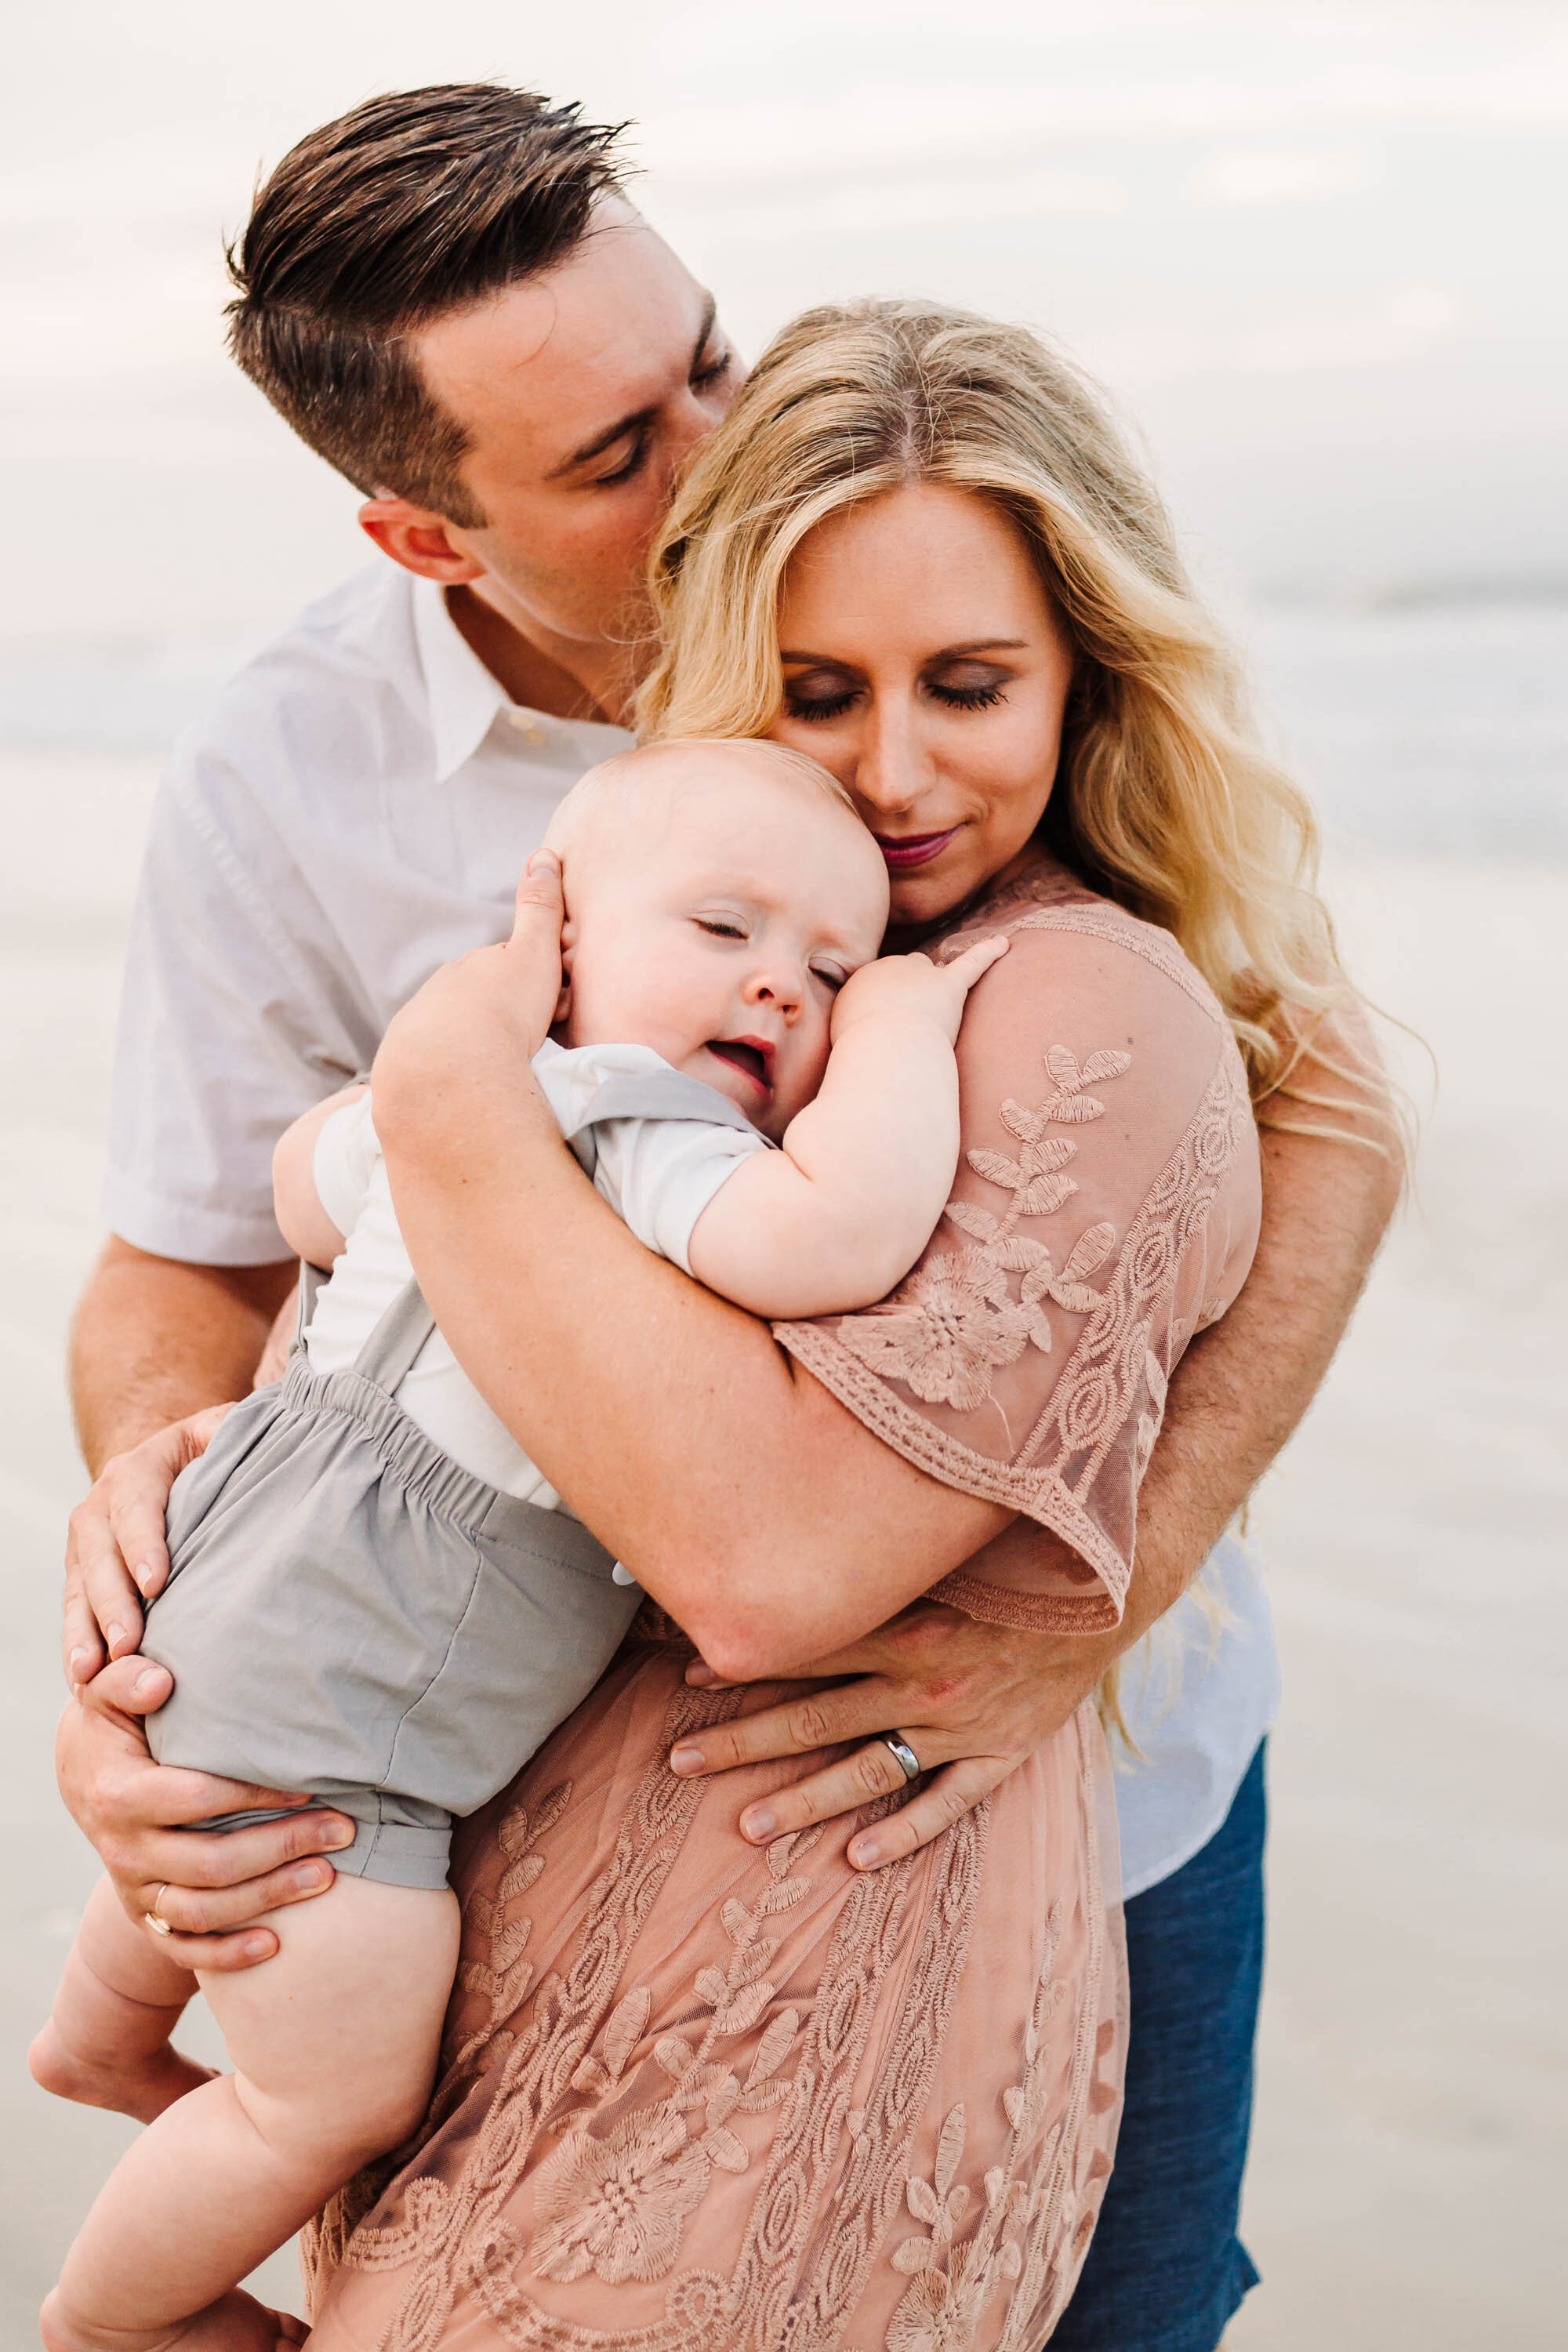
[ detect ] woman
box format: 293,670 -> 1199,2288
295,297 -> 1353,2348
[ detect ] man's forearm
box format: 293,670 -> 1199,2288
71,1240 -> 296,1473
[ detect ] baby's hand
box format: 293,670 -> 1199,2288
831,933 -> 1010,1047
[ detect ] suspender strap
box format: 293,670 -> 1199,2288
291,1261 -> 324,1359
561,1069 -> 775,1174
350,1276 -> 439,1395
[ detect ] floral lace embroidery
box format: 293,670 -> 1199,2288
879,1709 -> 1121,2352
775,898 -> 1254,1622
303,1677 -> 751,2326
831,1040 -> 1129,1414
306,1686 -> 1117,2350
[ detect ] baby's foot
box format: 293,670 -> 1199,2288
41,2286 -> 306,2352
28,2019 -> 215,2125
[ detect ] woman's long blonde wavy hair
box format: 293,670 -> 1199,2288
638,297 -> 1394,1139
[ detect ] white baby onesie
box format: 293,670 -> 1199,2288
304,1042 -> 771,1509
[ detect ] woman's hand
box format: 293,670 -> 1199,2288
63,1404 -> 232,1685
668,1602 -> 1120,1868
372,848 -> 567,1125
56,1657 -> 354,1969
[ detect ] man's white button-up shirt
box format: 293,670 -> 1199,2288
103,564 -> 630,1265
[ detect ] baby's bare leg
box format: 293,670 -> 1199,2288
31,1875 -> 213,2124
43,1874 -> 457,2352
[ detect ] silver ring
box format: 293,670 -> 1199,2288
877,1733 -> 922,1784
143,1883 -> 172,1937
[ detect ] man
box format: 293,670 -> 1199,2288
58,84 -> 1399,2352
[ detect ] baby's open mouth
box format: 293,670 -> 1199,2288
706,1038 -> 772,1095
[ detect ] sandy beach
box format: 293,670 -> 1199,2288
1,746 -> 1563,2345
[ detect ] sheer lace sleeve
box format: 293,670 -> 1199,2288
774,893 -> 1261,1632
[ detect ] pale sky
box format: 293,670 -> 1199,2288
2,0 -> 1565,644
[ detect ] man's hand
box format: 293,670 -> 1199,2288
63,1406 -> 232,1686
668,1602 -> 1119,1870
57,1657 -> 354,1970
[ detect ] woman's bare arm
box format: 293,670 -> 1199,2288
661,1022 -> 1403,1860
388,1075 -> 1008,1681
368,862 -> 1004,1681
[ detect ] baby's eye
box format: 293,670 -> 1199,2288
811,962 -> 849,993
695,917 -> 748,942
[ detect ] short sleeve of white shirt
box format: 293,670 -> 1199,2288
312,1095 -> 379,1242
532,1042 -> 769,1274
100,564 -> 633,1270
103,744 -> 374,1265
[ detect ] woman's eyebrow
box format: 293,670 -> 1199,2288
779,639 -> 1029,664
925,639 -> 1029,658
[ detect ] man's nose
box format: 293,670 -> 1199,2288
659,392 -> 723,487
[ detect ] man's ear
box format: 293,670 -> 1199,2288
358,495 -> 486,585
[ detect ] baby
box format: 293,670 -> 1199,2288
34,739 -> 1005,2352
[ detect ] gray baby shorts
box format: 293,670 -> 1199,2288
143,1276 -> 641,1889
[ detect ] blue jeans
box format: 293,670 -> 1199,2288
1051,1740 -> 1267,2352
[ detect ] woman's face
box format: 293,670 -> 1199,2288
768,483 -> 1076,930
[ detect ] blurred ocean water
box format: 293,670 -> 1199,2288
1247,601 -> 1568,858
1,597 -> 1562,861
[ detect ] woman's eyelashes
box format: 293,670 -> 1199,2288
782,670 -> 1012,722
785,682 -> 858,723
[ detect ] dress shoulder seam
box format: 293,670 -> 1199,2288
1001,901 -> 1229,1028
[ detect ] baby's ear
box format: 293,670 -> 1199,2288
552,924 -> 575,1029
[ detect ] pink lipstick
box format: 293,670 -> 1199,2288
873,828 -> 958,871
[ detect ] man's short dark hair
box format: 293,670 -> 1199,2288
226,84 -> 628,525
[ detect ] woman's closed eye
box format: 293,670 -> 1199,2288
782,666 -> 1013,723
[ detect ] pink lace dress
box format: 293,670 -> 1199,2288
303,862 -> 1261,2352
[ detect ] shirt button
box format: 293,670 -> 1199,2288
506,708 -> 548,746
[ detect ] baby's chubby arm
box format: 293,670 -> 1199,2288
270,1083 -> 367,1268
688,936 -> 1008,1319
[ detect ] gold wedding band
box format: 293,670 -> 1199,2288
143,1883 -> 172,1937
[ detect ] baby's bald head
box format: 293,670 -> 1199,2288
546,739 -> 872,899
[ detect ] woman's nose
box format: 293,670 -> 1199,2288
849,702 -> 930,822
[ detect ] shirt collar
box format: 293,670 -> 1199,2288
412,576 -> 521,782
